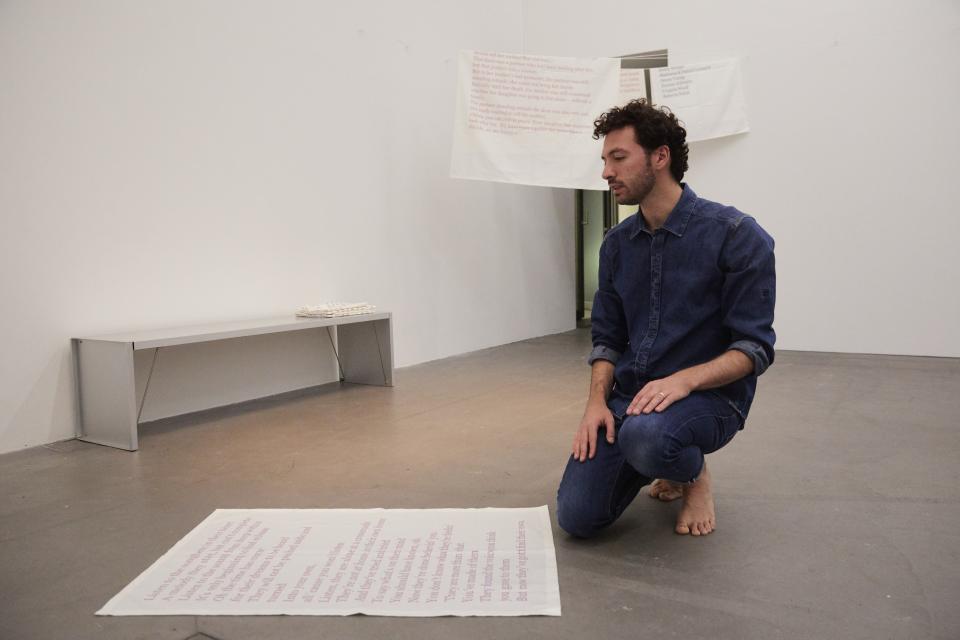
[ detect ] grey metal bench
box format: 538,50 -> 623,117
72,312 -> 393,451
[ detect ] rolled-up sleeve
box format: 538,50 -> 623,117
720,217 -> 776,376
588,344 -> 622,366
588,238 -> 628,366
728,339 -> 771,376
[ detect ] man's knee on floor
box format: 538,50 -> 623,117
556,491 -> 610,539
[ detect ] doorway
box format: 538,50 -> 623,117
576,189 -> 641,325
576,189 -> 612,325
575,48 -> 667,325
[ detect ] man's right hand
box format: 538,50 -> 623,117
572,402 -> 616,462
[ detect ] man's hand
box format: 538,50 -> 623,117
572,402 -> 616,462
626,350 -> 755,415
627,372 -> 695,415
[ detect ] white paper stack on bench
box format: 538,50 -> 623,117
296,302 -> 376,318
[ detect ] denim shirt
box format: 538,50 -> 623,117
589,184 -> 776,420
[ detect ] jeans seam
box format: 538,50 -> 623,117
657,412 -> 714,481
708,390 -> 746,420
643,409 -> 733,482
670,410 -> 732,433
606,457 -> 632,521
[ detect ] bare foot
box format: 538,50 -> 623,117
675,463 -> 716,536
648,478 -> 683,502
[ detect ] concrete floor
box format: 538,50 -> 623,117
2,329 -> 959,640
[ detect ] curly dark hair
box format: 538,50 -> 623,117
593,99 -> 689,183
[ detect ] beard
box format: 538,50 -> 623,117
611,158 -> 656,205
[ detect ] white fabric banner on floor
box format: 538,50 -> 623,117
450,50 -> 620,190
97,507 -> 561,617
650,58 -> 750,142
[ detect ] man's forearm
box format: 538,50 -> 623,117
677,349 -> 754,391
587,360 -> 615,406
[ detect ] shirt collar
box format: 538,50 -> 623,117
631,183 -> 697,239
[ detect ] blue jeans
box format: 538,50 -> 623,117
556,390 -> 743,538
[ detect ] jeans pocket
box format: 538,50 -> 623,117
716,411 -> 743,449
608,395 -> 629,424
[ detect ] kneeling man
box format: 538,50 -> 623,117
557,99 -> 776,537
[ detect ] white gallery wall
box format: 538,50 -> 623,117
0,1 -> 575,453
524,0 -> 960,357
1,1 -> 958,454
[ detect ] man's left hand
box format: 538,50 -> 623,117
626,373 -> 695,415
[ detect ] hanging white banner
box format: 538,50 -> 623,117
619,68 -> 649,106
97,507 -> 561,617
450,50 -> 619,190
650,58 -> 750,142
450,52 -> 749,189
